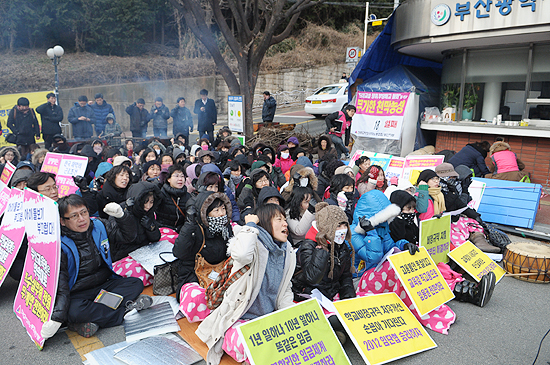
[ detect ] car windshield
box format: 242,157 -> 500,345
314,86 -> 342,95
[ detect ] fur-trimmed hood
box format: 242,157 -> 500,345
148,141 -> 167,154
490,141 -> 511,154
0,146 -> 21,165
317,135 -> 333,149
353,190 -> 401,235
196,191 -> 232,228
283,166 -> 318,195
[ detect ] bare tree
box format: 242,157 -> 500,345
168,0 -> 319,138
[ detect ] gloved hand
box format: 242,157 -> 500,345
403,242 -> 419,255
104,202 -> 124,218
41,320 -> 62,340
433,213 -> 443,219
73,175 -> 90,192
358,216 -> 374,233
337,191 -> 348,210
140,215 -> 157,232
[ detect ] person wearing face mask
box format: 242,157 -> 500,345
389,190 -> 419,245
280,164 -> 321,203
156,165 -> 190,232
291,202 -> 356,343
274,145 -> 294,174
147,140 -> 166,156
173,192 -> 234,293
324,174 -> 356,224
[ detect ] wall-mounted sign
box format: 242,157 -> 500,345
431,4 -> 452,25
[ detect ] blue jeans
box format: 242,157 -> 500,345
330,134 -> 349,157
153,128 -> 168,138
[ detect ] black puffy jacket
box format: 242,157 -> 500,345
96,180 -> 129,219
36,102 -> 63,135
156,184 -> 190,231
51,215 -> 137,323
292,238 -> 356,302
113,181 -> 161,261
173,191 -> 233,300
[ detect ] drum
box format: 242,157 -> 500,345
503,242 -> 550,283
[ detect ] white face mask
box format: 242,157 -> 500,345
334,228 -> 347,245
299,177 -> 309,187
281,152 -> 289,159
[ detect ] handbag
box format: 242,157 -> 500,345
5,133 -> 16,144
153,252 -> 179,296
206,257 -> 250,310
194,225 -> 227,288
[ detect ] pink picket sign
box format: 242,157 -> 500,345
57,155 -> 88,177
13,188 -> 61,350
0,188 -> 26,287
55,175 -> 80,197
40,152 -> 63,175
0,161 -> 16,186
0,162 -> 17,218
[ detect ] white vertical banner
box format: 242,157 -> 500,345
228,95 -> 244,133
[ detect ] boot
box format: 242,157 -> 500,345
469,231 -> 500,253
453,272 -> 496,307
68,322 -> 99,338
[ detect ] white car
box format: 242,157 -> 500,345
304,83 -> 349,118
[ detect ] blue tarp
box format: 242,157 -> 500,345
348,14 -> 442,95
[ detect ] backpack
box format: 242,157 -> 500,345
205,257 -> 250,310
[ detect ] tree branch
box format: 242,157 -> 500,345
209,0 -> 242,60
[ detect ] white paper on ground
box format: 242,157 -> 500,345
123,302 -> 181,342
151,295 -> 180,317
114,336 -> 203,365
128,240 -> 176,275
485,253 -> 503,262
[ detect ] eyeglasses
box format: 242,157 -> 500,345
63,208 -> 89,221
38,184 -> 58,194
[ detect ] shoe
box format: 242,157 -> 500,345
335,331 -> 347,345
469,232 -> 500,253
68,322 -> 99,338
453,272 -> 496,307
125,294 -> 153,312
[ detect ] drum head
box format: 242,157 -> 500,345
506,242 -> 550,258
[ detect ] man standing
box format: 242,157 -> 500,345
7,97 -> 40,157
36,93 -> 64,150
171,97 -> 193,139
194,89 -> 217,141
262,91 -> 277,124
150,97 -> 170,138
89,93 -> 115,137
40,194 -> 150,340
126,98 -> 150,139
68,96 -> 95,141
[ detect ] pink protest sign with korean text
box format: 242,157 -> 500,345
55,175 -> 79,197
57,155 -> 88,177
0,188 -> 26,287
14,189 -> 60,350
0,162 -> 16,218
40,153 -> 63,175
352,92 -> 411,140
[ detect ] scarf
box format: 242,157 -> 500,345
207,215 -> 230,240
428,187 -> 446,215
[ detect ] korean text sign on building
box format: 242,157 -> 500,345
419,214 -> 451,264
352,92 -> 410,140
448,241 -> 505,283
388,247 -> 454,316
333,293 -> 436,365
238,299 -> 351,365
14,188 -> 61,350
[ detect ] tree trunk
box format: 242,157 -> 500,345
161,16 -> 165,46
175,9 -> 184,59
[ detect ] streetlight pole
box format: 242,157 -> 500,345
46,45 -> 64,103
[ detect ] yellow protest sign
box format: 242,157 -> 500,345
238,299 -> 351,365
448,240 -> 506,283
419,214 -> 451,264
0,91 -> 51,147
388,247 -> 454,316
333,293 -> 436,365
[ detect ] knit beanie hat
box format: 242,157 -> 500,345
390,190 -> 416,210
314,202 -> 355,279
416,169 -> 438,185
287,137 -> 299,145
143,160 -> 160,174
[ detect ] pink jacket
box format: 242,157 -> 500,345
491,150 -> 519,174
330,111 -> 351,138
274,156 -> 295,174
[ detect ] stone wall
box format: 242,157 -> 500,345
57,63 -> 350,137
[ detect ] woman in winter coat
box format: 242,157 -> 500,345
141,160 -> 161,182
281,165 -> 321,203
0,146 -> 20,166
325,173 -> 356,224
97,165 -> 133,219
351,190 -> 414,275
237,168 -> 272,216
274,144 -> 294,174
179,203 -> 295,364
485,141 -> 528,181
112,181 -> 161,261
156,165 -> 190,231
199,163 -> 240,222
449,141 -> 491,177
315,135 -> 338,161
32,148 -> 48,171
286,186 -> 316,244
173,192 -> 233,294
292,202 -> 355,302
356,165 -> 388,195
